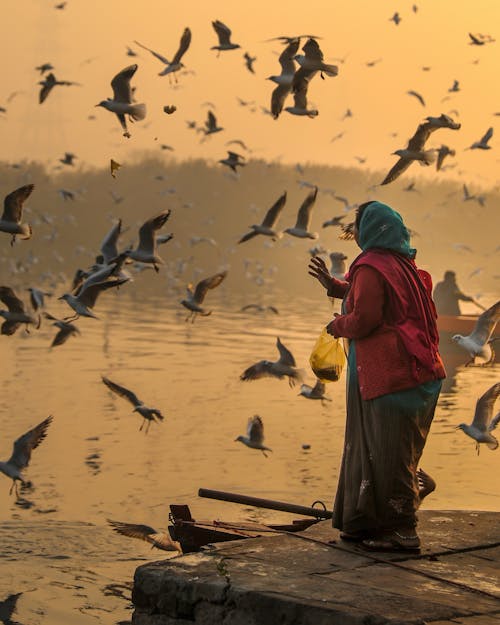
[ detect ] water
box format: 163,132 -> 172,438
1,292 -> 498,625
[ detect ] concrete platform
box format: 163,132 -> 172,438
131,510 -> 500,625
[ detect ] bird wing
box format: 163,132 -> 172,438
212,20 -> 232,46
2,184 -> 34,223
107,519 -> 180,551
407,90 -> 425,107
292,76 -> 311,109
137,209 -> 171,253
102,376 -> 142,407
78,277 -> 128,309
1,320 -> 21,335
472,382 -> 500,430
271,83 -> 293,119
276,337 -> 296,366
248,415 -> 264,444
480,127 -> 493,145
406,121 -> 432,151
261,191 -> 287,227
238,230 -> 258,244
193,271 -> 227,304
240,361 -> 271,380
39,74 -> 55,103
469,300 -> 500,345
100,219 -> 122,263
468,33 -> 482,45
0,286 -> 25,313
206,110 -> 217,131
302,38 -> 323,61
172,27 -> 192,65
380,157 -> 412,185
295,187 -> 318,229
8,415 -> 53,470
111,65 -> 137,103
133,40 -> 170,65
278,38 -> 299,74
489,410 -> 500,432
51,323 -> 78,347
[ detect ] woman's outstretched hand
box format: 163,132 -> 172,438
308,256 -> 333,291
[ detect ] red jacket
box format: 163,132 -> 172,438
327,250 -> 446,400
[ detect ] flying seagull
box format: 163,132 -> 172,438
102,376 -> 164,433
0,286 -> 40,335
436,145 -> 455,171
268,38 -> 300,119
96,64 -> 146,138
219,151 -> 245,173
407,90 -> 425,107
285,76 -> 318,117
283,186 -> 319,238
243,52 -> 256,73
38,73 -> 79,104
467,127 -> 493,150
200,110 -> 223,136
0,415 -> 53,497
452,300 -> 500,365
108,519 -> 181,551
240,337 -> 303,386
27,287 -> 51,312
0,184 -> 33,245
468,32 -> 495,45
211,20 -> 241,55
292,38 -> 338,84
456,382 -> 500,454
381,114 -> 461,185
238,191 -> 286,243
59,277 -> 129,321
44,312 -> 80,348
299,378 -> 331,403
119,210 -> 171,271
235,415 -> 272,457
180,270 -> 227,321
59,152 -> 77,166
134,28 -> 191,81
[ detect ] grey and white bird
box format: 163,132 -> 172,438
283,187 -> 319,238
134,28 -> 191,80
108,519 -> 181,551
238,191 -> 286,243
292,38 -> 338,84
35,62 -> 54,74
101,376 -> 164,433
452,300 -> 500,365
0,184 -> 33,245
96,64 -> 146,138
462,183 -> 485,206
0,286 -> 40,335
468,127 -> 493,150
268,38 -> 300,119
468,32 -> 495,45
329,252 -> 348,280
285,76 -> 318,117
299,378 -> 331,402
0,415 -> 53,497
119,210 -> 171,271
211,20 -> 241,55
322,214 -> 346,228
436,145 -> 455,171
381,114 -> 461,185
235,415 -> 272,457
219,151 -> 246,173
38,73 -> 79,104
59,277 -> 129,321
180,270 -> 227,321
44,312 -> 80,348
59,152 -> 77,166
243,52 -> 256,73
27,287 -> 51,312
200,110 -> 223,136
240,337 -> 303,386
456,382 -> 500,454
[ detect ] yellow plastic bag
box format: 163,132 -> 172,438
309,327 -> 346,383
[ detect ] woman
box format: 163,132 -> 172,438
309,201 -> 445,551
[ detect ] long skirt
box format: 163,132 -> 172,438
333,348 -> 442,533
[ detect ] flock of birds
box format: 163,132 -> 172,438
0,13 -> 499,557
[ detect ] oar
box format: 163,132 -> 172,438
470,297 -> 487,312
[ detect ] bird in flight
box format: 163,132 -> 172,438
211,20 -> 241,55
0,184 -> 34,245
119,210 -> 171,271
240,337 -> 303,386
299,378 -> 331,403
283,186 -> 319,239
238,191 -> 287,243
219,151 -> 246,173
0,286 -> 40,335
235,415 -> 272,457
180,270 -> 227,321
456,383 -> 500,454
38,73 -> 79,104
134,27 -> 191,81
102,376 -> 164,433
268,38 -> 300,119
452,300 -> 500,365
108,519 -> 181,551
467,127 -> 493,150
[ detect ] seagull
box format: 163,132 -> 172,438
200,110 -> 223,136
134,28 -> 191,81
119,210 -> 171,271
285,77 -> 318,117
235,416 -> 272,457
180,270 -> 227,321
243,52 -> 256,73
211,20 -> 241,55
468,127 -> 493,150
58,188 -> 76,201
452,300 -> 500,365
219,151 -> 245,173
59,277 -> 129,321
0,286 -> 40,335
436,145 -> 455,171
0,415 -> 53,497
240,337 -> 303,386
407,90 -> 425,107
329,252 -> 348,280
44,312 -> 80,348
35,62 -> 54,74
101,376 -> 164,433
27,287 -> 51,311
293,38 -> 338,84
241,304 -> 279,314
38,73 -> 79,104
468,32 -> 495,45
456,383 -> 500,454
96,64 -> 146,138
99,219 -> 123,265
238,191 -> 286,243
283,187 -> 319,238
126,46 -> 138,57
268,38 -> 300,119
381,114 -> 461,185
389,11 -> 401,25
59,152 -> 76,166
462,183 -> 485,206
299,378 -> 331,402
108,519 -> 181,551
322,214 -> 346,228
110,159 -> 121,178
0,184 -> 33,245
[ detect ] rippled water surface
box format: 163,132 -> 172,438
1,292 -> 498,625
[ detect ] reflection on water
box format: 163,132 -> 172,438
0,293 -> 498,624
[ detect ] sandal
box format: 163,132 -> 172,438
361,529 -> 421,553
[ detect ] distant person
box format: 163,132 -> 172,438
433,271 -> 474,316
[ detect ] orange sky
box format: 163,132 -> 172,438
1,0 -> 499,188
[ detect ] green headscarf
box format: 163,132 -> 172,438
358,201 -> 416,259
